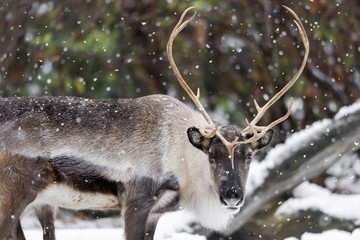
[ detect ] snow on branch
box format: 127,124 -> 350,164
247,100 -> 360,196
275,181 -> 360,224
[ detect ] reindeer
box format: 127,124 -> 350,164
9,205 -> 55,240
0,150 -> 120,240
1,150 -> 179,240
0,6 -> 309,240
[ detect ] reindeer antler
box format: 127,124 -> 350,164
166,7 -> 218,138
167,6 -> 309,168
240,5 -> 310,142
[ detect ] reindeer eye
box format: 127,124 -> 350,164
236,149 -> 241,154
208,151 -> 216,164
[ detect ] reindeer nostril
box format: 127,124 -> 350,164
227,188 -> 240,199
220,188 -> 243,207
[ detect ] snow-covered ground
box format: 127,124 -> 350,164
285,229 -> 360,240
23,211 -> 360,240
22,182 -> 360,240
22,211 -> 205,240
24,228 -> 122,240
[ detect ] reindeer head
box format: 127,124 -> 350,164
187,125 -> 273,211
167,6 -> 309,211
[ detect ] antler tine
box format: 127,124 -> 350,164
166,7 -> 215,127
241,5 -> 309,136
242,100 -> 294,144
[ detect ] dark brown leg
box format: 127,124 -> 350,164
35,205 -> 56,240
145,211 -> 178,240
123,178 -> 158,240
6,219 -> 26,240
15,220 -> 26,240
145,194 -> 180,240
0,151 -> 54,240
122,175 -> 179,240
0,166 -> 36,239
0,194 -> 36,239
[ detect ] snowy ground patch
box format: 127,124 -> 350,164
285,229 -> 360,240
23,211 -> 205,240
25,228 -> 123,240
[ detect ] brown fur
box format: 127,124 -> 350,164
0,149 -> 179,240
0,150 -> 55,238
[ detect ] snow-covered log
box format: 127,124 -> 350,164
199,101 -> 360,238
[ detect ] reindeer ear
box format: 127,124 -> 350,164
187,127 -> 213,152
246,129 -> 274,151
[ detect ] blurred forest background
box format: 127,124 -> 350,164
1,0 -> 360,239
